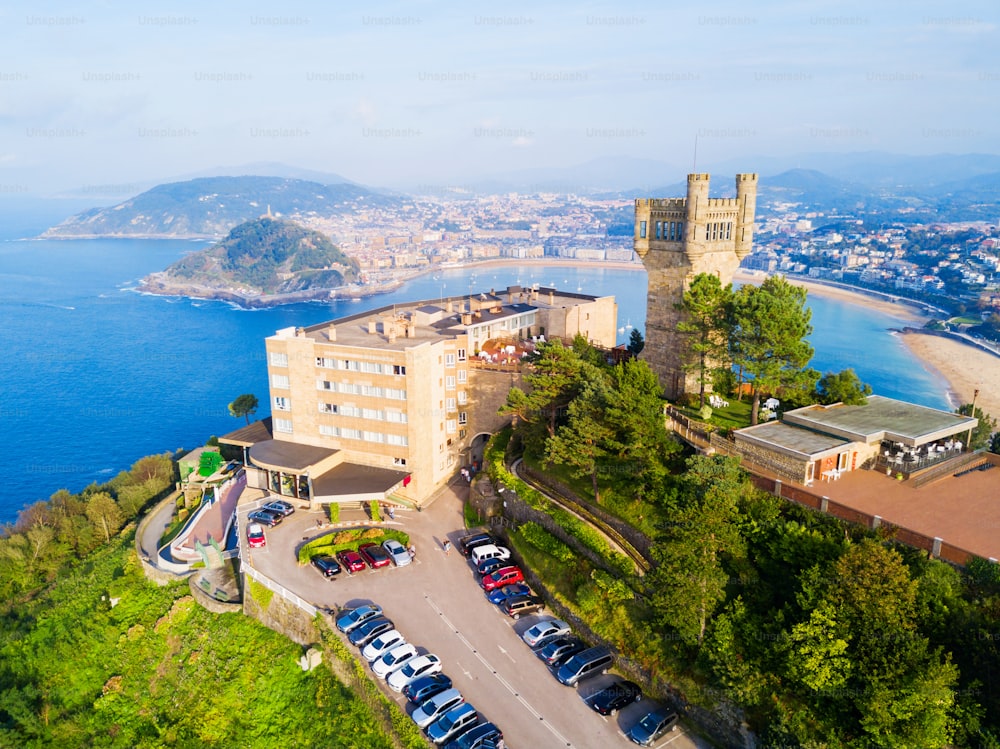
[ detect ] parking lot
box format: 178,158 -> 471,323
243,480 -> 709,749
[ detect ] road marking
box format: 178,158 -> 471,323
498,644 -> 516,663
425,595 -> 572,747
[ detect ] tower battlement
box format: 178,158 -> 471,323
634,173 -> 758,400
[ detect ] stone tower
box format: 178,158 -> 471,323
634,173 -> 758,401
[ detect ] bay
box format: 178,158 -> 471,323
0,235 -> 948,524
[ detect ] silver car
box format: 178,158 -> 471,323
382,538 -> 412,566
410,688 -> 465,729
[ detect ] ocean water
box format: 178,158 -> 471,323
0,233 -> 949,524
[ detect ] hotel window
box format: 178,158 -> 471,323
387,434 -> 408,446
341,427 -> 362,440
271,374 -> 290,389
363,431 -> 384,443
726,222 -> 732,240
446,419 -> 457,434
318,379 -> 334,391
677,221 -> 683,237
639,220 -> 646,239
316,357 -> 336,368
446,376 -> 455,390
275,418 -> 293,434
457,370 -> 467,384
319,425 -> 337,437
269,352 -> 288,367
319,402 -> 338,414
457,391 -> 467,405
458,411 -> 467,425
445,353 -> 456,367
393,365 -> 406,375
386,410 -> 407,423
386,387 -> 406,400
457,348 -> 466,362
446,398 -> 456,412
459,428 -> 467,439
274,396 -> 291,411
393,457 -> 407,466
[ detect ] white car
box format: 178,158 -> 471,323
410,687 -> 465,729
382,538 -> 412,567
372,643 -> 418,679
387,653 -> 442,692
361,629 -> 405,662
521,618 -> 571,648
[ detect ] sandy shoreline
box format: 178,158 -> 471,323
898,333 -> 1000,420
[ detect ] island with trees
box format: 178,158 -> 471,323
140,217 -> 361,307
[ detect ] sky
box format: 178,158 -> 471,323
0,0 -> 997,196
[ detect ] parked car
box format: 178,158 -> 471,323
262,499 -> 295,517
475,557 -> 507,577
426,702 -> 478,745
536,636 -> 587,667
586,679 -> 642,715
359,542 -> 392,569
486,583 -> 532,605
501,594 -> 545,619
246,522 -> 266,549
480,566 -> 524,592
372,643 -> 419,679
626,709 -> 679,745
311,554 -> 342,578
404,673 -> 453,705
336,549 -> 367,574
387,653 -> 442,692
361,629 -> 406,662
458,532 -> 495,556
336,603 -> 382,633
248,508 -> 282,527
522,618 -> 571,647
382,538 -> 412,566
443,722 -> 503,749
469,544 -> 511,566
555,645 -> 613,686
347,617 -> 395,647
411,687 -> 465,729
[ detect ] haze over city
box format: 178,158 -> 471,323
1,0 -> 998,195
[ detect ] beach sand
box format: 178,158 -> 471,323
899,334 -> 1000,420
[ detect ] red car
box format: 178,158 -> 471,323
337,549 -> 367,573
359,542 -> 392,569
246,522 -> 266,549
481,565 -> 524,591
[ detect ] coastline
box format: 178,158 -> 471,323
898,332 -> 1000,420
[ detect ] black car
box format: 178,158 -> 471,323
347,616 -> 395,647
262,499 -> 295,517
404,673 -> 453,705
536,636 -> 587,667
443,722 -> 503,749
476,557 -> 506,577
311,554 -> 342,578
248,508 -> 282,527
626,709 -> 679,745
500,594 -> 545,619
458,532 -> 494,557
586,679 -> 642,716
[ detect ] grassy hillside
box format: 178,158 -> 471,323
42,176 -> 401,238
0,533 -> 394,749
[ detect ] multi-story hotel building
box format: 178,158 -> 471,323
223,285 -> 617,509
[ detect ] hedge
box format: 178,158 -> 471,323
297,528 -> 410,564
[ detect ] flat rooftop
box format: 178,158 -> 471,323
782,395 -> 977,446
736,420 -> 850,458
313,462 -> 410,498
248,439 -> 338,472
267,286 -> 608,351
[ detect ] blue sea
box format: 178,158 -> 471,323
0,214 -> 950,524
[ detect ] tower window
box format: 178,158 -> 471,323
639,220 -> 647,239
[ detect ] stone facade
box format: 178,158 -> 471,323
634,173 -> 758,401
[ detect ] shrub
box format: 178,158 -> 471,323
328,503 -> 340,523
369,501 -> 381,522
518,522 -> 574,562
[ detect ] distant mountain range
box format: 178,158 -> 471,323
140,217 -> 360,304
42,175 -> 402,239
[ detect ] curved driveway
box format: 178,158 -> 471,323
243,479 -> 709,749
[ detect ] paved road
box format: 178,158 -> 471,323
244,480 -> 710,749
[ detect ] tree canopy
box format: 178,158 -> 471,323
676,273 -> 733,408
228,393 -> 259,425
816,368 -> 873,405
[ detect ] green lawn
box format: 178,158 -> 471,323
675,396 -> 753,430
